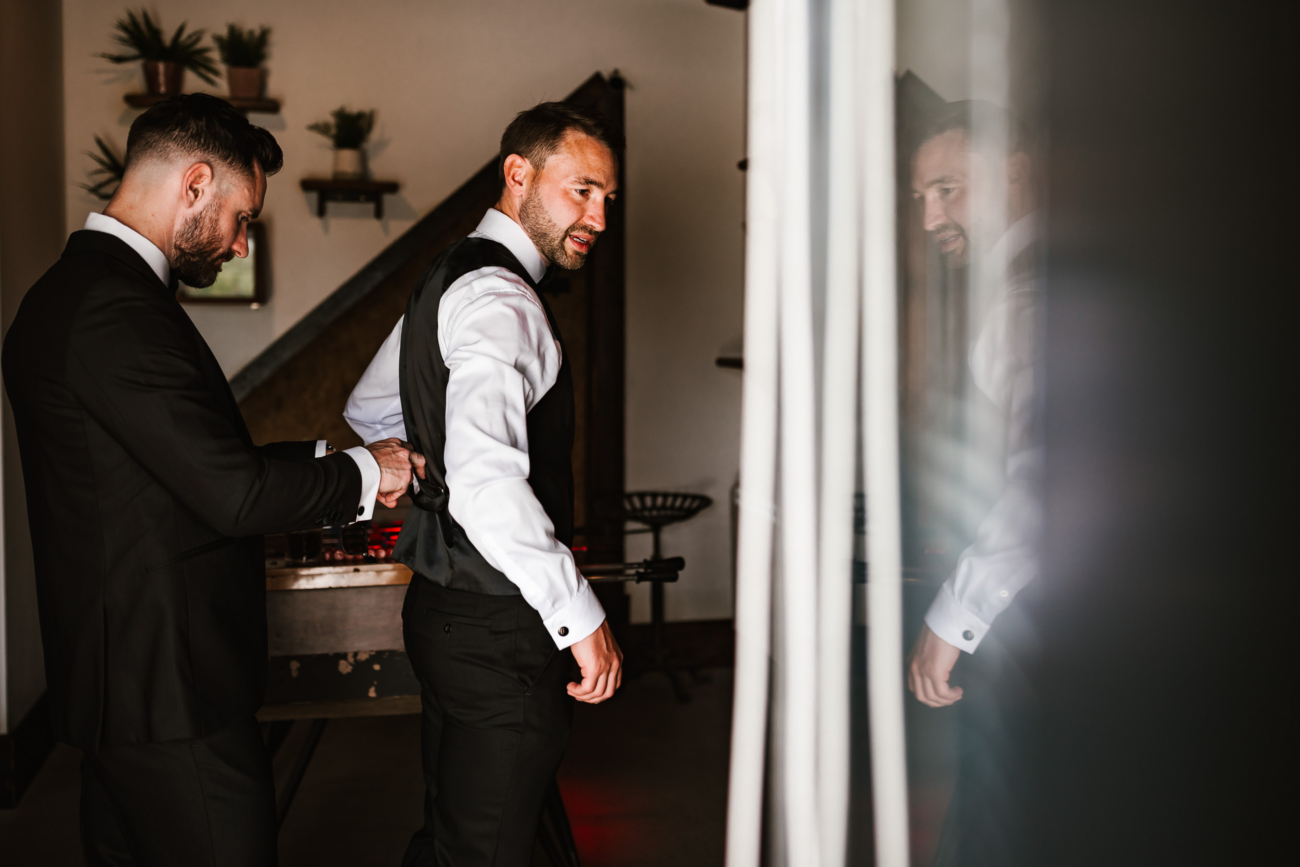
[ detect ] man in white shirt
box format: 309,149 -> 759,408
905,101 -> 1043,867
344,102 -> 624,866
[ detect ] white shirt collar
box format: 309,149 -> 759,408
469,208 -> 549,284
83,212 -> 171,285
983,211 -> 1041,283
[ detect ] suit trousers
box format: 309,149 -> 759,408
79,716 -> 277,866
932,594 -> 1041,867
400,576 -> 574,867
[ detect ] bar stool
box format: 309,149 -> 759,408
622,491 -> 712,702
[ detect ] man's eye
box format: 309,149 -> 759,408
575,188 -> 589,197
941,187 -> 957,196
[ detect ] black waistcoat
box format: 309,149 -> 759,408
392,237 -> 574,595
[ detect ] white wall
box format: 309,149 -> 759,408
897,0 -> 971,101
61,0 -> 747,622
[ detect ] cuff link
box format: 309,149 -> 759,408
962,630 -> 975,641
358,506 -> 364,516
558,626 -> 569,637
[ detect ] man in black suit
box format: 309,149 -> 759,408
1,94 -> 414,866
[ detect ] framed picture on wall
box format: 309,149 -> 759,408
177,221 -> 268,306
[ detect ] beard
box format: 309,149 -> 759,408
931,221 -> 971,269
172,200 -> 233,288
518,185 -> 600,271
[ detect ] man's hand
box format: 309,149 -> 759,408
403,443 -> 427,481
364,438 -> 412,509
907,624 -> 964,708
567,620 -> 623,704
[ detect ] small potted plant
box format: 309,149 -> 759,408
308,107 -> 376,180
98,8 -> 219,96
79,136 -> 126,201
213,24 -> 270,100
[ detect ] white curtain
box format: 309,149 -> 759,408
725,1 -> 909,866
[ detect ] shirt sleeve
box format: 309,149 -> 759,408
925,283 -> 1043,653
341,447 -> 381,522
343,318 -> 409,444
309,440 -> 378,522
439,271 -> 605,649
924,448 -> 1043,652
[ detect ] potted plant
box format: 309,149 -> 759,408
213,24 -> 270,100
79,136 -> 126,201
308,107 -> 376,180
98,9 -> 219,96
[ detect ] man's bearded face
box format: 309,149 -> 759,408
518,183 -> 601,271
912,129 -> 1000,270
513,131 -> 617,272
172,198 -> 234,288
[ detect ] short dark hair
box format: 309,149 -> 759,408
918,99 -> 1032,161
499,101 -> 624,185
125,93 -> 284,178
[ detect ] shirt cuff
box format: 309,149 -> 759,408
341,446 -> 381,523
924,586 -> 992,653
542,580 -> 607,650
314,439 -> 328,458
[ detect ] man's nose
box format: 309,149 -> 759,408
231,225 -> 249,258
922,196 -> 946,233
585,197 -> 608,233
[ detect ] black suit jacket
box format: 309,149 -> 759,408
2,231 -> 363,750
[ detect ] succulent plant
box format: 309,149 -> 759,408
97,8 -> 220,85
213,24 -> 270,67
79,136 -> 126,201
308,107 -> 376,150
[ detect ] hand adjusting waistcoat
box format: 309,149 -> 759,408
393,237 -> 574,595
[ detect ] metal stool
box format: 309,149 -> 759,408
622,491 -> 712,702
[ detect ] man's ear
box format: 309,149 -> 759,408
501,153 -> 533,200
180,161 -> 215,209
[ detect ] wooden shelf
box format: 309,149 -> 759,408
300,178 -> 401,219
123,93 -> 281,114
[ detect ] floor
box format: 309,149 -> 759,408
0,665 -> 734,867
0,617 -> 957,866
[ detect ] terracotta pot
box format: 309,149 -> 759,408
226,66 -> 264,100
332,148 -> 364,180
143,60 -> 183,96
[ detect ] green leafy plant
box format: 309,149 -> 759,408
212,24 -> 270,67
308,107 -> 376,150
97,8 -> 220,85
79,136 -> 126,201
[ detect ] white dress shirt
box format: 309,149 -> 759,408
82,212 -> 382,521
923,214 -> 1044,653
344,208 -> 605,650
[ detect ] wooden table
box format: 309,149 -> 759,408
262,562 -> 419,721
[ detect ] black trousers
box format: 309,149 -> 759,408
932,597 -> 1041,867
401,577 -> 574,867
80,716 -> 277,867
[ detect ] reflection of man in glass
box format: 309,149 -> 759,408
906,101 -> 1043,866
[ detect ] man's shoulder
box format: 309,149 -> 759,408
423,237 -> 538,308
439,235 -> 530,281
34,242 -> 160,303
